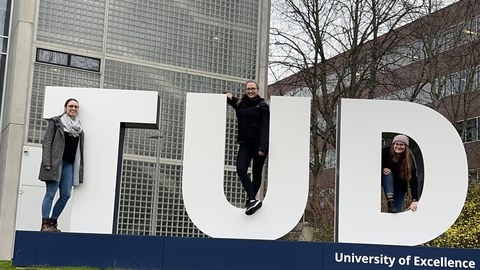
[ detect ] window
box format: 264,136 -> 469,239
456,117 -> 480,143
36,49 -> 68,65
469,169 -> 479,182
465,119 -> 477,142
36,48 -> 100,72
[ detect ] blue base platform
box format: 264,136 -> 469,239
13,230 -> 480,270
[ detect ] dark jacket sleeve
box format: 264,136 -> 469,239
79,131 -> 85,184
258,103 -> 270,154
410,164 -> 419,200
41,119 -> 56,167
381,147 -> 390,169
227,96 -> 239,108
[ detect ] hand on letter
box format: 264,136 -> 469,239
409,201 -> 418,212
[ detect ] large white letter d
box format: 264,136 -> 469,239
182,93 -> 310,240
336,98 -> 468,246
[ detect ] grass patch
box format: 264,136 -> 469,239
0,261 -> 14,269
0,261 -> 102,269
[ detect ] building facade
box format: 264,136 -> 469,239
0,0 -> 271,259
269,0 -> 480,191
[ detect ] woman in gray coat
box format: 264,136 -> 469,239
39,98 -> 84,232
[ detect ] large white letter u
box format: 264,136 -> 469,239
182,93 -> 311,240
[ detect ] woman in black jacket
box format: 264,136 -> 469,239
382,134 -> 418,213
227,80 -> 269,215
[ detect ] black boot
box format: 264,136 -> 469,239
41,218 -> 55,232
48,218 -> 61,232
387,200 -> 394,213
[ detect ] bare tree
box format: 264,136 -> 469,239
269,0 -> 421,240
269,0 -> 480,243
383,0 -> 480,139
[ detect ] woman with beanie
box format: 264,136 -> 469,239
381,134 -> 418,213
39,98 -> 84,231
226,80 -> 269,215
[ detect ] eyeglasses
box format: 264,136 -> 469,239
246,88 -> 258,91
67,105 -> 78,108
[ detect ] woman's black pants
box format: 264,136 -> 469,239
236,142 -> 267,200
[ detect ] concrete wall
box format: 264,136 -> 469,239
0,0 -> 36,260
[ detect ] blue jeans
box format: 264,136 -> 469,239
41,161 -> 73,219
382,174 -> 406,212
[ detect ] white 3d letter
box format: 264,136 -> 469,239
44,87 -> 159,233
182,93 -> 310,240
336,98 -> 468,246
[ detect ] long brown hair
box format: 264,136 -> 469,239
390,146 -> 414,181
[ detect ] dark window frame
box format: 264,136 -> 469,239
35,48 -> 101,72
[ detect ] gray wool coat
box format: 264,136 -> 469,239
38,115 -> 84,186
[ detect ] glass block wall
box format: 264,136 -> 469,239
106,1 -> 258,78
29,0 -> 265,237
28,64 -> 101,143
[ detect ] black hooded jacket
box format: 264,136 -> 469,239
227,94 -> 270,153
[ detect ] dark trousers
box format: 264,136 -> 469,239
236,142 -> 267,200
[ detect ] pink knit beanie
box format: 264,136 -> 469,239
392,134 -> 409,146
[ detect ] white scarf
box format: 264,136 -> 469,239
60,113 -> 82,137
